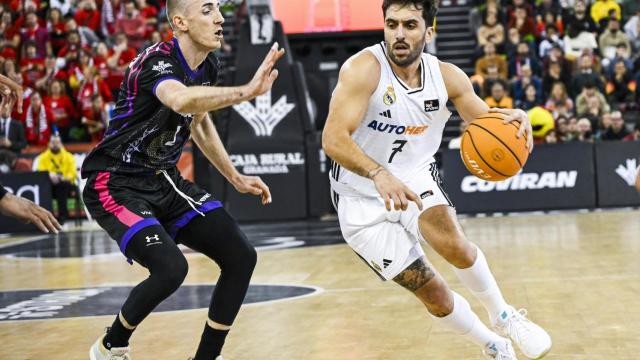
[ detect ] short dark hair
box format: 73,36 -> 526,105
382,0 -> 438,27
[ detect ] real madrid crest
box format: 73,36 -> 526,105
383,85 -> 396,106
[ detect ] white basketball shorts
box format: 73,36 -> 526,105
333,163 -> 453,280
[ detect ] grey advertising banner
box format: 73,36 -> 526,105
441,143 -> 597,213
595,141 -> 640,207
0,172 -> 53,233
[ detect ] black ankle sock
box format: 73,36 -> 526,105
193,324 -> 229,360
103,315 -> 135,349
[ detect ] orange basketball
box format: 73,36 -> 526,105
460,113 -> 529,182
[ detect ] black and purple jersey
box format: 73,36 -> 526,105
81,38 -> 219,178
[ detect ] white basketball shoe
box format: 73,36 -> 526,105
494,307 -> 552,359
483,339 -> 518,359
89,334 -> 131,360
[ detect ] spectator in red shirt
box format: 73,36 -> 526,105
47,7 -> 67,55
105,32 -> 137,96
509,6 -> 537,41
23,91 -> 52,145
81,94 -> 107,142
34,55 -> 69,92
0,11 -> 21,50
19,41 -> 45,88
74,0 -> 101,34
136,0 -> 158,37
77,66 -> 112,122
44,79 -> 78,141
57,30 -> 83,68
20,10 -> 51,58
115,1 -> 147,50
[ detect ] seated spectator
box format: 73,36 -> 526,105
507,0 -> 534,19
77,66 -> 112,117
509,42 -> 542,79
575,117 -> 594,142
508,6 -> 537,42
0,106 -> 26,154
512,64 -> 542,103
106,32 -> 138,96
477,11 -> 505,49
624,10 -> 640,44
601,110 -> 631,140
47,8 -> 67,55
34,55 -> 69,92
599,18 -> 631,61
81,95 -> 107,142
475,43 -> 508,80
576,82 -> 610,116
564,0 -> 598,34
539,24 -> 565,59
115,1 -> 147,50
590,0 -> 621,26
605,44 -> 633,77
57,30 -> 87,70
536,0 -> 562,19
36,134 -> 77,224
505,27 -> 522,58
19,41 -> 45,89
485,80 -> 514,108
23,91 -> 53,145
571,54 -> 605,96
136,0 -> 158,38
537,10 -> 564,38
565,116 -> 579,141
19,10 -> 51,59
479,65 -> 502,98
542,58 -> 571,96
545,81 -> 575,116
516,83 -> 542,110
545,129 -> 558,144
563,23 -> 599,61
606,59 -> 636,105
555,116 -> 570,142
622,120 -> 640,141
596,111 -> 613,137
74,0 -> 101,36
44,80 -> 78,142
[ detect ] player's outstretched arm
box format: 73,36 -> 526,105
322,52 -> 422,212
155,43 -> 285,115
191,113 -> 271,205
0,192 -> 61,233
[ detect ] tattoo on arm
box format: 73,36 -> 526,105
392,257 -> 436,292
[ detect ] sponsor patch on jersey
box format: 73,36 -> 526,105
420,190 -> 434,199
152,60 -> 174,75
424,99 -> 440,112
383,85 -> 396,106
367,120 -> 427,135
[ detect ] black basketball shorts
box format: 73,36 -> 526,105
82,168 -> 222,261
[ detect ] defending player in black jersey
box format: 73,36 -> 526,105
85,1 -> 285,359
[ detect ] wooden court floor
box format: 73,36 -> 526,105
0,209 -> 639,360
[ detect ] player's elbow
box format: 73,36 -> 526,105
169,94 -> 192,115
322,129 -> 342,159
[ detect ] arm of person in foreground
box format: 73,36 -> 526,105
321,51 -> 422,212
0,187 -> 61,233
155,42 -> 285,115
440,60 -> 534,151
191,113 -> 271,205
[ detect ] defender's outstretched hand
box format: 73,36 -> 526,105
489,107 -> 534,152
246,42 -> 286,98
232,175 -> 272,205
0,193 -> 61,233
371,168 -> 423,212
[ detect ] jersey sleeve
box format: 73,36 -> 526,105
138,54 -> 184,98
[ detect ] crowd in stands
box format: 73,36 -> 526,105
0,0 -> 176,147
469,0 -> 640,144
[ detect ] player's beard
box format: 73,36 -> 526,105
386,35 -> 426,67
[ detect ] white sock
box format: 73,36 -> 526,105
431,291 -> 504,347
453,246 -> 509,324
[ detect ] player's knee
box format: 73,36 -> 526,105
156,255 -> 189,293
234,243 -> 257,278
441,240 -> 475,268
416,278 -> 453,316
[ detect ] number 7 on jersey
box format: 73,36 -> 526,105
388,140 -> 407,163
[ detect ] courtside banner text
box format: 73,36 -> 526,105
441,143 -> 597,213
0,172 -> 53,233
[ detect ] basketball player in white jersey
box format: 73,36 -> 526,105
323,1 -> 551,359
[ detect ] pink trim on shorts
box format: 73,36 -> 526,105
94,172 -> 143,227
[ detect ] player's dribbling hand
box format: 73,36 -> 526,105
489,107 -> 534,152
246,42 -> 286,98
231,174 -> 272,205
372,169 -> 423,212
0,193 -> 61,233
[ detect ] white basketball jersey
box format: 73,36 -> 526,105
330,42 -> 451,197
